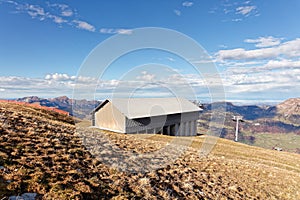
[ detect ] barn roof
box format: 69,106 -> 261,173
93,98 -> 202,119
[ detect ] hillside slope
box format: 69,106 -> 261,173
276,98 -> 300,125
0,102 -> 300,199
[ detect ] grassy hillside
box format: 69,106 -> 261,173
198,103 -> 300,153
1,102 -> 300,199
240,132 -> 300,153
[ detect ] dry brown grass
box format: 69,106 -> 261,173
1,102 -> 300,199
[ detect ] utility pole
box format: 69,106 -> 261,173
232,116 -> 244,142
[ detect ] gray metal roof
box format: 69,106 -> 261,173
95,98 -> 202,119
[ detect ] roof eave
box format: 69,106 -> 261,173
90,99 -> 109,115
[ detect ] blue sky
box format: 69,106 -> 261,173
0,0 -> 300,103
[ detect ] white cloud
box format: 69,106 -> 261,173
166,74 -> 205,88
174,9 -> 181,16
72,20 -> 95,32
47,3 -> 74,17
167,57 -> 175,62
218,59 -> 293,73
44,73 -> 100,85
217,48 -> 272,60
136,71 -> 156,82
214,36 -> 300,102
182,1 -> 193,7
45,73 -> 76,81
99,28 -> 133,35
223,8 -> 232,14
245,36 -> 283,48
3,0 -> 18,6
2,1 -> 97,31
225,59 -> 300,74
218,60 -> 262,68
50,15 -> 67,24
10,2 -> 69,25
210,1 -> 259,22
20,4 -> 47,19
219,44 -> 228,49
0,68 -> 298,103
117,29 -> 133,35
0,73 -> 102,98
223,68 -> 300,92
215,62 -> 300,102
61,10 -> 73,17
232,18 -> 242,22
2,0 -> 132,34
236,6 -> 256,16
263,59 -> 300,69
217,38 -> 300,61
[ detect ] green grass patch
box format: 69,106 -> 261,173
252,133 -> 300,152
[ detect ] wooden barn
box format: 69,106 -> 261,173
91,98 -> 201,136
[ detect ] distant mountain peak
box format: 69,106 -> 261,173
277,98 -> 300,117
16,96 -> 44,103
55,96 -> 70,100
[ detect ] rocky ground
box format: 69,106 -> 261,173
1,102 -> 300,199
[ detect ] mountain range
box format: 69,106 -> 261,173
14,96 -> 300,122
15,96 -> 100,119
13,96 -> 300,152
